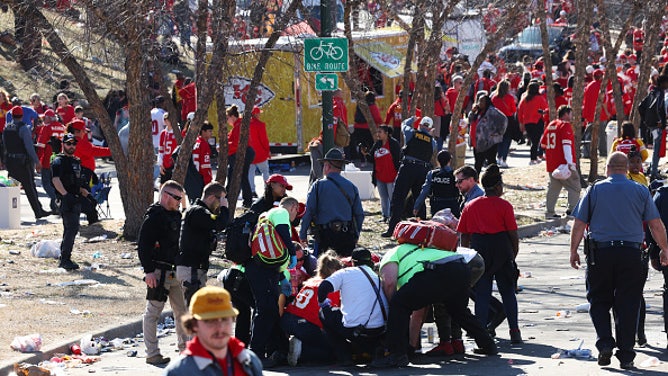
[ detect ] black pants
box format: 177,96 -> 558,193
387,161 -> 429,234
320,305 -> 384,363
386,261 -> 495,356
430,197 -> 460,217
80,167 -> 99,223
586,246 -> 643,364
59,199 -> 81,262
6,158 -> 45,217
473,144 -> 498,177
662,267 -> 668,337
349,128 -> 373,164
525,122 -> 544,161
221,268 -> 254,345
315,227 -> 357,257
245,260 -> 287,358
228,147 -> 255,207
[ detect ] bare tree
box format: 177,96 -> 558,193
536,3 -> 555,121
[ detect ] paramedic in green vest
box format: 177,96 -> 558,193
246,196 -> 299,369
372,244 -> 497,368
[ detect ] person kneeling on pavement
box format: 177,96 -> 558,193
372,244 -> 497,368
164,286 -> 263,376
318,247 -> 388,365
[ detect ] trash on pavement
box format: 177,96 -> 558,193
13,362 -> 51,376
80,334 -> 101,355
85,235 -> 108,243
9,249 -> 20,255
551,340 -> 592,359
575,302 -> 590,313
640,356 -> 661,367
555,310 -> 571,318
10,333 -> 43,352
57,279 -> 100,287
30,240 -> 61,259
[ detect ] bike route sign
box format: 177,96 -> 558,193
304,37 -> 349,72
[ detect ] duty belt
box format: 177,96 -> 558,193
154,260 -> 176,271
402,158 -> 431,167
593,240 -> 642,250
6,153 -> 26,159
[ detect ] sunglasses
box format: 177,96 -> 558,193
64,141 -> 77,146
455,178 -> 468,184
164,191 -> 183,201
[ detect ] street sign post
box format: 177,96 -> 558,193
315,73 -> 339,91
304,37 -> 349,72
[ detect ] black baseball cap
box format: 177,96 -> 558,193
63,133 -> 77,144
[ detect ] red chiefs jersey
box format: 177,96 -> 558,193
57,105 -> 75,125
374,140 -> 398,183
284,278 -> 341,328
633,28 -> 644,51
179,82 -> 197,120
158,129 -> 177,169
36,121 -> 66,168
192,135 -> 212,184
614,138 -> 642,155
540,119 -> 575,172
385,98 -> 403,128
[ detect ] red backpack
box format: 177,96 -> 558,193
393,219 -> 459,251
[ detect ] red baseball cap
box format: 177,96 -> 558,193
42,109 -> 56,118
252,106 -> 262,115
69,119 -> 86,131
10,106 -> 23,117
266,174 -> 292,190
593,68 -> 605,77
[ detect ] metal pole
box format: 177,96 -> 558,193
321,0 -> 334,153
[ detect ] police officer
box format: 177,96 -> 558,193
413,150 -> 461,217
176,182 -> 229,305
570,152 -> 668,370
137,180 -> 188,366
1,106 -> 51,219
299,148 -> 364,257
51,133 -> 88,270
372,244 -> 497,367
382,116 -> 436,237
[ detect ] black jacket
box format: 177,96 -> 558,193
639,87 -> 667,129
137,203 -> 182,273
176,198 -> 229,269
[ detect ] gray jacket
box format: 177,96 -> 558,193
163,348 -> 262,376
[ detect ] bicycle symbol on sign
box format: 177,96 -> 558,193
309,40 -> 344,61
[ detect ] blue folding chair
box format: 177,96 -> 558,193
91,172 -> 112,219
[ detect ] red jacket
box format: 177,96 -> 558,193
491,93 -> 517,117
179,82 -> 197,120
518,95 -> 548,125
582,79 -> 608,123
249,117 -> 270,163
227,118 -> 241,156
445,88 -> 469,114
333,97 -> 348,125
74,133 -> 111,172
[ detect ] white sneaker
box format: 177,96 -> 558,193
288,336 -> 302,366
499,160 -> 509,168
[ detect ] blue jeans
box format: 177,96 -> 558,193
40,168 -> 58,211
474,258 -> 519,331
280,312 -> 334,362
651,128 -> 662,176
497,133 -> 512,161
376,181 -> 394,218
248,160 -> 270,195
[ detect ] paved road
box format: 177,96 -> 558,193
35,232 -> 668,375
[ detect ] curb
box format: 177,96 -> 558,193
517,217 -> 567,238
0,311 -> 173,374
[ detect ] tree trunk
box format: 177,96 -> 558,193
536,4 -> 555,121
570,0 -> 592,185
12,1 -> 41,70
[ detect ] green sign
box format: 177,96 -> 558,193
315,73 -> 339,91
304,37 -> 349,72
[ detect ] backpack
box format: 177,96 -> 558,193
334,119 -> 351,147
393,219 -> 459,251
224,210 -> 259,264
250,213 -> 289,267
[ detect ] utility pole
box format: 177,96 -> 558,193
320,0 -> 334,152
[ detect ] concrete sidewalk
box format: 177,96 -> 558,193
5,231 -> 668,375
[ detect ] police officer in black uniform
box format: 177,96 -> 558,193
51,133 -> 88,270
382,116 -> 437,237
413,150 -> 461,218
1,106 -> 50,219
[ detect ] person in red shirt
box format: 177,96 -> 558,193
29,93 -> 50,115
633,24 -> 645,63
457,164 -> 521,344
351,91 -> 383,165
491,80 -> 517,168
280,251 -> 343,366
68,119 -> 111,224
0,89 -> 12,168
164,286 -> 263,375
582,69 -> 610,157
158,113 -> 178,183
226,105 -> 255,208
384,91 -> 405,140
539,105 -> 580,219
517,82 -> 548,164
56,93 -> 75,125
333,88 -> 348,129
36,109 -> 66,212
433,85 -> 451,151
370,125 -> 400,222
445,75 -> 469,117
193,121 -> 213,186
248,106 -> 271,197
178,77 -> 197,122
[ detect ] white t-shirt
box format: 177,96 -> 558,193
325,265 -> 388,329
150,108 -> 166,151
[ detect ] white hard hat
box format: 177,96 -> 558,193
585,65 -> 594,74
420,116 -> 434,128
187,112 -> 195,121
